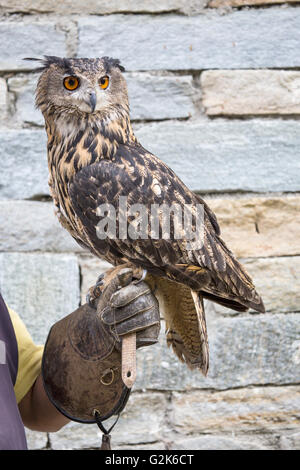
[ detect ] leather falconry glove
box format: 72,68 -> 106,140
42,266 -> 160,436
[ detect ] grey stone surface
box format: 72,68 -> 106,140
0,22 -> 66,71
0,129 -> 48,200
171,386 -> 300,434
135,314 -> 300,391
47,386 -> 300,450
111,392 -> 169,446
49,420 -> 102,450
78,9 -> 300,71
2,121 -> 300,199
135,119 -> 300,192
8,72 -> 196,125
0,200 -> 83,252
0,4 -> 299,451
201,70 -> 300,116
8,74 -> 43,126
210,0 -> 298,6
25,429 -> 48,450
0,78 -> 8,120
115,442 -> 166,450
0,252 -> 80,344
78,253 -> 300,315
170,435 -> 270,450
208,195 -> 300,259
126,73 -> 196,120
279,431 -> 300,450
244,256 -> 300,314
1,196 -> 300,259
212,256 -> 300,315
0,0 -> 202,14
78,255 -> 112,303
50,392 -> 168,449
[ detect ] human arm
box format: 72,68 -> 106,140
18,373 -> 70,432
16,266 -> 159,431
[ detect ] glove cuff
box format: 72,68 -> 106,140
42,303 -> 131,423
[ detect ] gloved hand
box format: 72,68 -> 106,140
93,266 -> 160,349
42,265 -> 160,424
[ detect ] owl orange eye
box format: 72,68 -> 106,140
99,76 -> 109,90
63,76 -> 80,91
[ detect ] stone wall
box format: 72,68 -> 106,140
0,1 -> 299,450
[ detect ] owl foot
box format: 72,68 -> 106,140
132,268 -> 147,284
86,273 -> 105,309
86,268 -> 147,309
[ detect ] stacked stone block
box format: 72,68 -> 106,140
0,1 -> 299,450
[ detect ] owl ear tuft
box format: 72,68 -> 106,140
23,57 -> 47,72
24,56 -> 75,74
102,56 -> 125,73
23,56 -> 54,72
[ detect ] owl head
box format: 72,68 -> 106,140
30,56 -> 128,119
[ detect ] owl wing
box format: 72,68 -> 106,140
68,142 -> 264,314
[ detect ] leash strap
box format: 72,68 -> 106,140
93,409 -> 120,450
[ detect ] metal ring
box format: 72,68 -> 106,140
100,368 -> 115,386
93,408 -> 101,417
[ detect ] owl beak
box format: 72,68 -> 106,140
88,91 -> 97,113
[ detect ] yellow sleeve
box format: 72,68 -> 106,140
7,308 -> 44,404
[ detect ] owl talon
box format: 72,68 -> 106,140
96,273 -> 105,285
133,268 -> 147,284
86,275 -> 105,309
86,292 -> 97,309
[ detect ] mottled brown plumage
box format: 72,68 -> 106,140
34,56 -> 265,375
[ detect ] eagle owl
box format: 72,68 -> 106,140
32,56 -> 265,375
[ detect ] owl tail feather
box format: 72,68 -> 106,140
145,274 -> 209,375
166,291 -> 209,375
